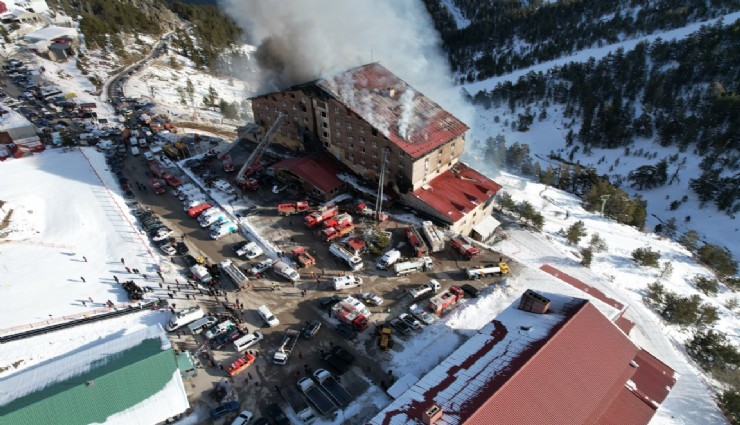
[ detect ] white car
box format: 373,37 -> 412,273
236,242 -> 263,260
231,410 -> 253,425
152,229 -> 173,241
250,258 -> 275,275
410,304 -> 436,325
159,244 -> 176,256
360,293 -> 383,306
399,313 -> 422,330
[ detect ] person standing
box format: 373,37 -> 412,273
120,258 -> 125,264
80,276 -> 86,283
83,256 -> 87,262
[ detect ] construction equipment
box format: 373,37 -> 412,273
429,286 -> 465,315
149,178 -> 165,195
305,205 -> 338,228
377,324 -> 393,351
406,226 -> 429,257
331,296 -> 370,331
421,221 -> 445,252
291,247 -> 316,268
278,201 -> 310,216
465,262 -> 510,279
357,202 -> 388,222
450,236 -> 480,260
236,113 -> 285,189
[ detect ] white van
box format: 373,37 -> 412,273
165,306 -> 204,332
144,151 -> 154,161
131,146 -> 140,156
187,315 -> 218,334
257,305 -> 279,327
333,275 -> 363,290
234,331 -> 264,352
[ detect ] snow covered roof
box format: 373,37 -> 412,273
0,325 -> 189,425
411,162 -> 501,223
316,63 -> 469,159
0,104 -> 33,132
22,25 -> 78,43
369,290 -> 675,425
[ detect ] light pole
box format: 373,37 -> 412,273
600,194 -> 611,216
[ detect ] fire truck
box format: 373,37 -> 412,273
406,226 -> 429,257
291,247 -> 316,268
149,178 -> 166,195
450,237 -> 480,260
322,222 -> 355,241
278,201 -> 310,216
226,353 -> 256,376
222,154 -> 234,172
331,296 -> 371,331
305,205 -> 338,228
148,160 -> 165,178
429,286 -> 465,315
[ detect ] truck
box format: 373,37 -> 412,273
406,226 -> 429,257
421,221 -> 446,253
376,249 -> 401,270
278,385 -> 317,423
165,306 -> 205,332
408,279 -> 441,299
451,236 -> 480,260
210,221 -> 238,239
149,178 -> 166,195
278,201 -> 310,216
199,210 -> 225,227
429,285 -> 465,315
322,213 -> 352,229
322,222 -> 355,241
377,324 -> 393,351
393,256 -> 434,276
273,260 -> 301,282
273,329 -> 300,365
304,205 -> 338,228
291,246 -> 316,268
329,243 -> 363,271
356,202 -> 388,221
331,296 -> 370,331
220,259 -> 249,288
466,262 -> 510,279
226,353 -> 255,376
190,264 -> 213,284
298,377 -> 335,415
313,369 -> 353,407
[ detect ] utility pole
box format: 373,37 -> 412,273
375,148 -> 388,221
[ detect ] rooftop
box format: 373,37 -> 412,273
269,155 -> 343,194
316,63 -> 469,159
369,290 -> 675,425
411,163 -> 502,223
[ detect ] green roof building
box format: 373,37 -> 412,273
0,325 -> 189,425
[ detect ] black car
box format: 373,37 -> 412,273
183,254 -> 199,267
390,318 -> 412,336
460,284 -> 480,298
322,354 -> 350,375
335,323 -> 358,340
330,345 -> 356,364
319,295 -> 342,311
175,242 -> 189,255
210,328 -> 241,350
303,320 -> 322,339
266,403 -> 290,425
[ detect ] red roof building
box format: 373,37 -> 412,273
369,290 -> 676,425
269,155 -> 344,200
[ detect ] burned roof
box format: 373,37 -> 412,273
317,63 -> 469,159
269,155 -> 343,194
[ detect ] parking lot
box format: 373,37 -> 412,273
114,135 -> 514,423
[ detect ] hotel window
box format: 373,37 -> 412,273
371,141 -> 377,148
322,122 -> 328,128
334,107 -> 339,113
316,100 -> 327,109
290,93 -> 296,99
321,111 -> 327,118
359,126 -> 365,133
323,131 -> 328,138
347,122 -> 352,129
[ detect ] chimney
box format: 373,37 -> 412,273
423,404 -> 443,425
518,289 -> 551,314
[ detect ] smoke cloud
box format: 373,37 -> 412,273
218,0 -> 474,128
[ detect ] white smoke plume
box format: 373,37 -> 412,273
397,88 -> 416,140
218,0 -> 475,129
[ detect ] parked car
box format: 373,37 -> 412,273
210,401 -> 241,420
399,313 -> 422,330
231,410 -> 253,425
175,242 -> 189,255
319,295 -> 342,311
249,258 -> 275,275
329,345 -> 356,365
410,305 -> 436,325
390,318 -> 412,335
322,353 -> 350,375
159,244 -> 176,256
335,323 -> 358,340
461,284 -> 480,298
360,293 -> 383,306
210,328 -> 241,350
266,403 -> 290,425
302,320 -> 322,339
152,228 -> 174,241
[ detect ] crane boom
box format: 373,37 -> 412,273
236,113 -> 285,183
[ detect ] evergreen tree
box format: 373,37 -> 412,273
698,244 -> 738,277
588,233 -> 608,253
580,248 -> 593,267
565,220 -> 587,245
632,246 -> 661,267
693,275 -> 719,296
679,230 -> 700,251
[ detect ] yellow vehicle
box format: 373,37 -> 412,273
377,325 -> 393,351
